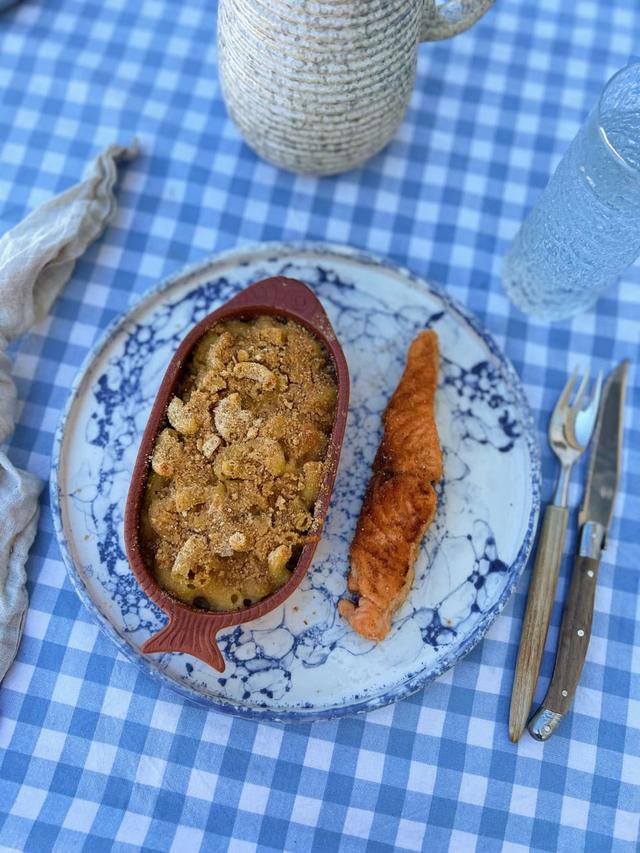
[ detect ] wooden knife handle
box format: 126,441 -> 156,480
528,554 -> 600,740
509,504 -> 568,742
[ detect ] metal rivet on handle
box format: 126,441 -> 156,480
562,690 -> 568,697
577,629 -> 585,637
543,725 -> 551,734
587,570 -> 594,578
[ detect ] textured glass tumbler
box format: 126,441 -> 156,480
503,64 -> 640,321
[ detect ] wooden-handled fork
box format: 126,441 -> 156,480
509,369 -> 602,742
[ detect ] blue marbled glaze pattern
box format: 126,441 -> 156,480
51,244 -> 540,720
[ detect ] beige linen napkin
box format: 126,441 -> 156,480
0,140 -> 139,683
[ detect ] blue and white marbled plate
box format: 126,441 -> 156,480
51,243 -> 540,721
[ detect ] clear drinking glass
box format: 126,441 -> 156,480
502,64 -> 640,321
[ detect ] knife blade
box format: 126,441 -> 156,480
528,360 -> 629,741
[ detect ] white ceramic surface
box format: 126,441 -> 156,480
51,243 -> 540,721
217,1 -> 495,175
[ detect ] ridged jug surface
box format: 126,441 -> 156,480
218,0 -> 494,175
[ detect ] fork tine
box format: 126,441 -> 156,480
572,367 -> 591,412
590,371 -> 603,415
566,369 -> 603,448
581,371 -> 603,437
553,367 -> 578,416
549,368 -> 578,445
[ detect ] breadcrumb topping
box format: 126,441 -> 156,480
141,315 -> 338,611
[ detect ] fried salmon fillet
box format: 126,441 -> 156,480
339,330 -> 442,641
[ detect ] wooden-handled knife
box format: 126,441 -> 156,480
528,361 -> 629,741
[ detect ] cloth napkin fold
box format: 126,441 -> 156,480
0,140 -> 138,684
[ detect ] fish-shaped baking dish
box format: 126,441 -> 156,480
124,277 -> 350,672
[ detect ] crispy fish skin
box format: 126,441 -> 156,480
339,330 -> 442,641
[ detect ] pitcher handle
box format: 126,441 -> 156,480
420,0 -> 495,42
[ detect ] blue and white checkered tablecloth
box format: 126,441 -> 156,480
0,0 -> 639,850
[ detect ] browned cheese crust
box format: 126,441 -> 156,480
142,316 -> 338,611
339,330 -> 443,640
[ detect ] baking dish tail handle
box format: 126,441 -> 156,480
141,613 -> 227,672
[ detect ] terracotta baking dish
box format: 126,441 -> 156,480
124,276 -> 350,672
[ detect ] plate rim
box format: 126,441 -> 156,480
50,240 -> 541,722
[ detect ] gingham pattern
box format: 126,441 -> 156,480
0,0 -> 638,850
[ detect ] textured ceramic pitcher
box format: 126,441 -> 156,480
218,0 -> 494,175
